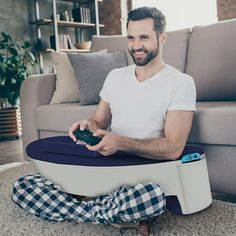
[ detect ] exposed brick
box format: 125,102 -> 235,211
99,0 -> 236,34
217,0 -> 236,20
99,0 -> 128,35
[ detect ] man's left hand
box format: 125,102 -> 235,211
86,129 -> 121,156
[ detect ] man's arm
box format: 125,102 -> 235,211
89,100 -> 112,131
119,110 -> 194,160
88,110 -> 194,160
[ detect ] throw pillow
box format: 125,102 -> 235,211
68,50 -> 127,105
50,52 -> 80,104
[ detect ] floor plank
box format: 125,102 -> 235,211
0,137 -> 24,165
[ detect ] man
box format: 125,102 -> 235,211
68,6 -> 196,234
12,7 -> 196,236
69,8 -> 195,161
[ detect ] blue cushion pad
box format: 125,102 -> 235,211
26,136 -> 204,167
41,139 -> 102,157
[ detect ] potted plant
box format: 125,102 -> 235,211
0,32 -> 37,139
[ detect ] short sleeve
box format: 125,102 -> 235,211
99,70 -> 113,103
168,76 -> 196,111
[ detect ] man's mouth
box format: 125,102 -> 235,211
132,49 -> 147,58
135,51 -> 145,55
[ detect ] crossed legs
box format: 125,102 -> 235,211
12,174 -> 166,235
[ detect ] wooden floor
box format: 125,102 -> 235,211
0,137 -> 24,165
1,137 -> 236,203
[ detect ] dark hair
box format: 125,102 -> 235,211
127,7 -> 166,35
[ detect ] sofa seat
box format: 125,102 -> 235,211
189,101 -> 236,145
36,103 -> 97,132
36,101 -> 236,146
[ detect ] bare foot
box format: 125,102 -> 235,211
112,222 -> 149,236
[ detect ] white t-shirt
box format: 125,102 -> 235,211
99,64 -> 196,139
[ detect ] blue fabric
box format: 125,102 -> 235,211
26,136 -> 204,166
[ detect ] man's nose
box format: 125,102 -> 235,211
132,39 -> 142,50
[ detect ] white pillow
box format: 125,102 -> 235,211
50,52 -> 80,104
50,50 -> 108,104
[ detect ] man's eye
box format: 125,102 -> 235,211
141,36 -> 149,40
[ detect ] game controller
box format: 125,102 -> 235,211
73,128 -> 102,146
181,152 -> 202,163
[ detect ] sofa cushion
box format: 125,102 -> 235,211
50,52 -> 80,104
186,19 -> 236,101
68,50 -> 127,105
188,101 -> 236,145
36,104 -> 97,132
90,35 -> 134,65
163,28 -> 190,72
37,102 -> 236,145
91,29 -> 190,72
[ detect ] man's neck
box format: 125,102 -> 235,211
135,57 -> 166,82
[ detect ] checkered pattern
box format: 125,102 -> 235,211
11,174 -> 166,225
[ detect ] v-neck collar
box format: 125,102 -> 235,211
132,64 -> 169,84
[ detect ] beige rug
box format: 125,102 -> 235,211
1,163 -> 236,236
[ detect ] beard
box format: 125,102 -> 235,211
129,44 -> 159,66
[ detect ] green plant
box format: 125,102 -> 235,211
0,32 -> 37,109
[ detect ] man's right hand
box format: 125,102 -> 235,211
68,120 -> 92,142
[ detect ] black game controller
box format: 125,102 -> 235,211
73,128 -> 102,146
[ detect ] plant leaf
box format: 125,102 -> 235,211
0,54 -> 4,62
7,92 -> 18,107
1,32 -> 12,42
24,41 -> 31,48
0,32 -> 36,107
9,47 -> 18,56
27,51 -> 35,62
0,85 -> 8,98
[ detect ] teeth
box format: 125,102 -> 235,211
135,51 -> 145,55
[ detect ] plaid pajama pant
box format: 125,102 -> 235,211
11,173 -> 166,225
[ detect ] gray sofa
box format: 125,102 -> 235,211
20,19 -> 236,195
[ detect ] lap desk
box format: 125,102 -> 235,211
27,136 -> 212,215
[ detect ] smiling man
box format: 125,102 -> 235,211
68,6 -> 196,234
12,7 -> 196,236
69,7 -> 196,161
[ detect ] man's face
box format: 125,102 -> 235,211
127,18 -> 159,66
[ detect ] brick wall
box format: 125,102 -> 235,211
99,0 -> 122,35
217,0 -> 236,20
99,0 -> 236,35
99,0 -> 129,35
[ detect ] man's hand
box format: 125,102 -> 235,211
68,100 -> 112,142
86,129 -> 121,156
68,120 -> 92,142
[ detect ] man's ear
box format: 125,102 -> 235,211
159,32 -> 167,45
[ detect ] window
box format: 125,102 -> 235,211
132,0 -> 217,31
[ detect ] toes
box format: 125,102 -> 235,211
112,223 -> 150,236
137,223 -> 149,236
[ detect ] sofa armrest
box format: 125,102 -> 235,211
20,73 -> 56,159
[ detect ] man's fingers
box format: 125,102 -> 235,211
86,141 -> 103,151
68,121 -> 84,141
69,132 -> 77,142
80,120 -> 91,131
68,122 -> 79,141
93,129 -> 107,137
86,144 -> 96,151
69,131 -> 77,142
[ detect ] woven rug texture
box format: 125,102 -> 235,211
0,163 -> 236,236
